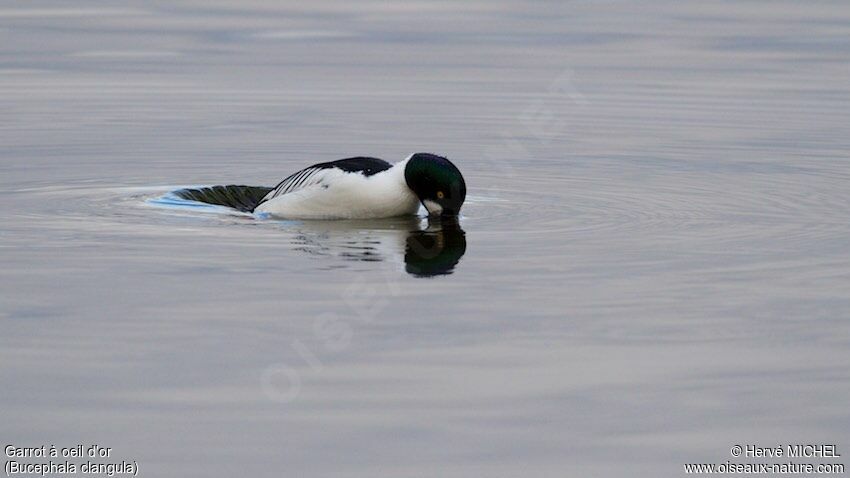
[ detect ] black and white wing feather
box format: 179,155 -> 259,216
257,156 -> 392,206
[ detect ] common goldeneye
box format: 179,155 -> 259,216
176,153 -> 466,219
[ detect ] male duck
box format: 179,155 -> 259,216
176,153 -> 467,220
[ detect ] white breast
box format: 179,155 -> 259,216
254,161 -> 421,219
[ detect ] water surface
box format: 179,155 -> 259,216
2,1 -> 849,476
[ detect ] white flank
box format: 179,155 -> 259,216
254,159 -> 421,219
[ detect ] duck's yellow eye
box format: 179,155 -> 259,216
436,191 -> 445,199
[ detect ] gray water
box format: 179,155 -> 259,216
2,1 -> 850,476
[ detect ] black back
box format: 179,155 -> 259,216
311,156 -> 392,176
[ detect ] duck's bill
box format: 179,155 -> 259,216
422,200 -> 460,217
422,199 -> 443,216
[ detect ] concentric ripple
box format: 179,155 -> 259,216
465,162 -> 850,251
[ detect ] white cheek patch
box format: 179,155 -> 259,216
422,199 -> 443,215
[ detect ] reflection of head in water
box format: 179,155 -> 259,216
405,217 -> 466,277
282,216 -> 466,277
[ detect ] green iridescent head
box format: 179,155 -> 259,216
403,153 -> 467,217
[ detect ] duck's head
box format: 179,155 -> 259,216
404,153 -> 467,217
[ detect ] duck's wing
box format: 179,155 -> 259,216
257,156 -> 393,206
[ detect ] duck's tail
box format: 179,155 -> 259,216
173,185 -> 273,213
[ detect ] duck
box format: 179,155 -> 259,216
175,153 -> 467,220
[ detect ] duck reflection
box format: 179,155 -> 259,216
404,218 -> 466,277
283,216 -> 466,277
